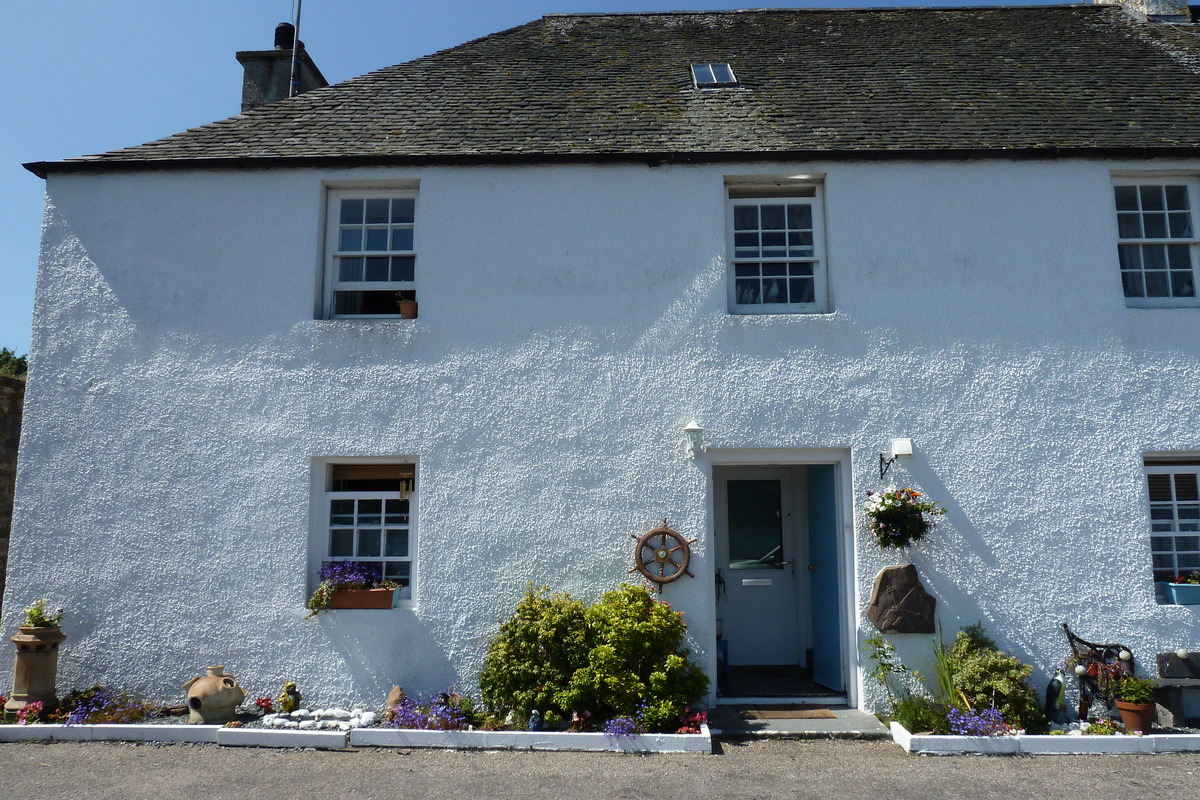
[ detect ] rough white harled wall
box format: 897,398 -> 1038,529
4,159 -> 1199,710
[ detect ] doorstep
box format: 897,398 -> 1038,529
709,705 -> 889,739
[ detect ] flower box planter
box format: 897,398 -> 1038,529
889,721 -> 1200,755
1167,583 -> 1200,605
326,587 -> 401,610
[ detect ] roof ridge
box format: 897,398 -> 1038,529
542,4 -> 1103,18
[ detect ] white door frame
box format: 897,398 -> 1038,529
702,448 -> 857,707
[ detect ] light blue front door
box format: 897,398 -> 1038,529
807,464 -> 843,692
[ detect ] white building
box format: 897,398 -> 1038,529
7,2 -> 1200,712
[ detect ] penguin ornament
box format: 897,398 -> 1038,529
1044,669 -> 1069,725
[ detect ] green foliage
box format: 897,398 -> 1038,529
0,348 -> 27,379
864,632 -> 909,697
930,625 -> 956,709
479,583 -> 708,732
891,693 -> 951,735
479,585 -> 590,725
22,598 -> 63,628
1113,674 -> 1156,705
947,626 -> 1046,733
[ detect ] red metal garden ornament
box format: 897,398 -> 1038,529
630,519 -> 696,589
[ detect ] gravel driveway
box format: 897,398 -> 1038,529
1,738 -> 1197,800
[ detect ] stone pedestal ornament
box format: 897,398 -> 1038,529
5,625 -> 66,711
866,564 -> 936,634
183,665 -> 247,724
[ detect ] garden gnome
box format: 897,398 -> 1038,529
278,681 -> 302,713
183,665 -> 247,724
528,709 -> 543,731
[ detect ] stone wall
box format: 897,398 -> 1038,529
0,375 -> 24,617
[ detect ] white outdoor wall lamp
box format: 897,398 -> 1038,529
684,420 -> 705,459
879,437 -> 913,480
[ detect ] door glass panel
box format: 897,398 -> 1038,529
727,479 -> 783,569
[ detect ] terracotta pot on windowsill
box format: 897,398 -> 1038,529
327,587 -> 401,610
397,300 -> 418,319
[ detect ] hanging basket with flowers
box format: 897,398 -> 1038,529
863,487 -> 947,550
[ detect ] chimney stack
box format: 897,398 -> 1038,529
236,22 -> 329,112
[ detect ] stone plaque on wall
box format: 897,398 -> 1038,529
867,564 -> 936,634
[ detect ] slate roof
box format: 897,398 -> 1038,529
26,4 -> 1200,176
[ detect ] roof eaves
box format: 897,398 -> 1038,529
25,144 -> 1200,179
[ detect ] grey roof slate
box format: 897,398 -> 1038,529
26,5 -> 1200,176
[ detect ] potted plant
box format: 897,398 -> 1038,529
863,487 -> 947,551
394,291 -> 418,319
1112,673 -> 1157,734
306,562 -> 401,617
4,599 -> 67,713
1166,571 -> 1200,604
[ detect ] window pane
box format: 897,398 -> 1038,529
1141,185 -> 1166,211
330,499 -> 355,525
1181,554 -> 1200,569
330,529 -> 354,557
365,199 -> 390,224
1122,271 -> 1145,298
787,204 -> 812,229
1152,536 -> 1174,552
340,199 -> 364,224
1171,271 -> 1195,297
1143,245 -> 1167,270
1114,185 -> 1139,211
1176,473 -> 1199,501
1166,185 -> 1190,210
1168,213 -> 1192,238
386,529 -> 409,557
712,63 -> 734,83
385,562 -> 411,580
339,228 -> 363,251
1146,270 -> 1170,297
364,257 -> 390,281
760,205 -> 786,230
1144,213 -> 1167,239
358,529 -> 381,557
385,499 -> 409,524
727,479 -> 784,569
735,279 -> 760,304
1148,473 -> 1174,501
790,278 -> 815,303
1117,213 -> 1142,239
338,257 -> 364,282
733,206 -> 758,230
358,499 -> 382,525
391,256 -> 416,282
365,228 -> 389,251
391,198 -> 415,224
392,229 -> 414,251
1177,535 -> 1200,551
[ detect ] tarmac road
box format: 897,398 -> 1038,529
0,738 -> 1196,800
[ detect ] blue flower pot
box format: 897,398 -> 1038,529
1168,583 -> 1200,604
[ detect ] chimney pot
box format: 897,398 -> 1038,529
274,22 -> 295,50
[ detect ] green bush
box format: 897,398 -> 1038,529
479,583 -> 708,732
948,626 -> 1046,733
478,585 -> 589,729
891,693 -> 950,734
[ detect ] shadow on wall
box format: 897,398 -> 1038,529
0,375 -> 26,618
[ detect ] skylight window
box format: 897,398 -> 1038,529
691,62 -> 738,89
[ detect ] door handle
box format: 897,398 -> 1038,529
809,563 -> 817,572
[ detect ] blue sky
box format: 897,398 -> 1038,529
0,0 -> 1063,356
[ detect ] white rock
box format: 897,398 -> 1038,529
358,712 -> 377,726
352,708 -> 365,716
281,720 -> 299,729
262,713 -> 280,723
291,709 -> 311,720
321,720 -> 342,730
298,720 -> 318,730
337,722 -> 352,731
327,708 -> 351,720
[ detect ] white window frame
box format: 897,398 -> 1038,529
1144,458 -> 1200,587
310,458 -> 417,605
1113,177 -> 1200,308
324,188 -> 418,319
726,184 -> 828,314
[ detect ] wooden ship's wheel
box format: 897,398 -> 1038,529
630,519 -> 696,588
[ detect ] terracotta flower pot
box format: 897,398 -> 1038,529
1114,699 -> 1156,734
5,625 -> 67,712
397,300 -> 418,319
327,587 -> 401,609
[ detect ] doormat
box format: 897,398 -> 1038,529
740,707 -> 836,720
